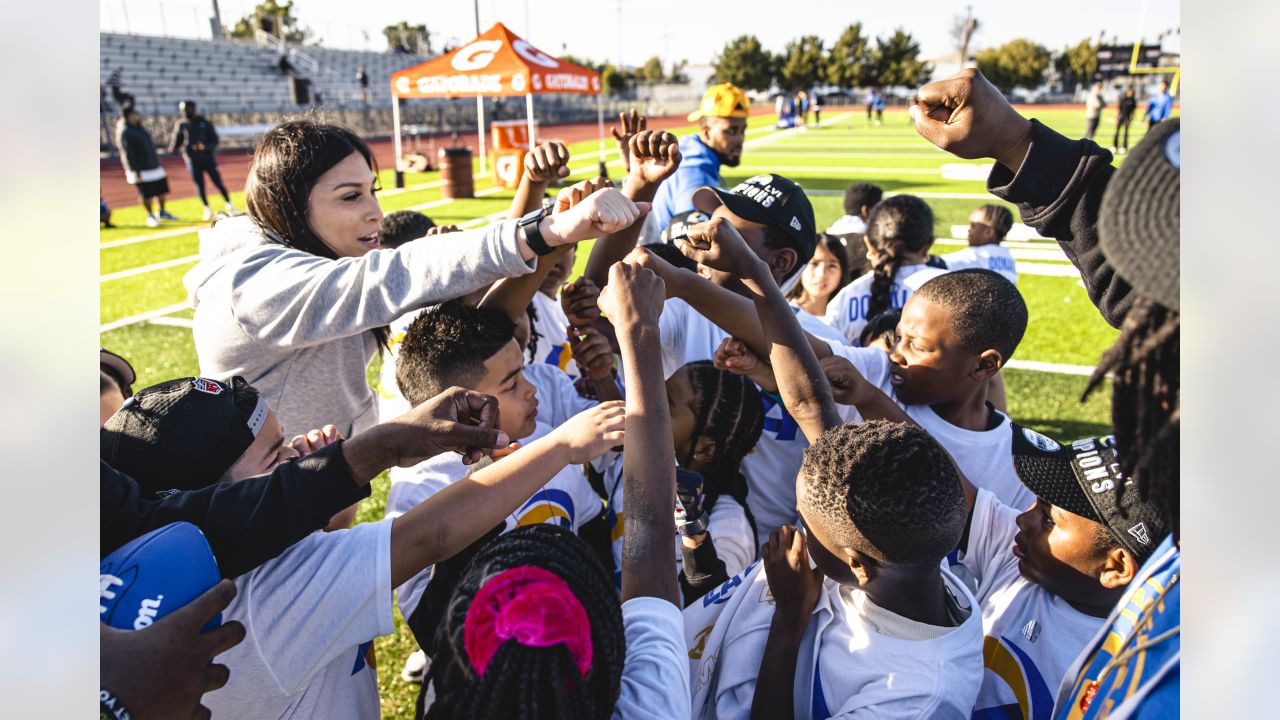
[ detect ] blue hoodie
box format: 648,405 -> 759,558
651,133 -> 723,231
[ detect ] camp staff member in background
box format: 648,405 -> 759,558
649,83 -> 749,235
171,100 -> 235,221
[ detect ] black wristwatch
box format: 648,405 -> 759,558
518,205 -> 556,256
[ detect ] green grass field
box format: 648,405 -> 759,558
100,106 -> 1142,718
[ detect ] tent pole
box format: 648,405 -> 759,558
476,95 -> 487,176
596,91 -> 606,178
392,94 -> 404,188
525,92 -> 536,147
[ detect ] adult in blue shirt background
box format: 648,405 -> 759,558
650,83 -> 749,233
1145,81 -> 1174,129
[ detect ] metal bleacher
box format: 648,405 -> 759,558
99,32 -> 430,116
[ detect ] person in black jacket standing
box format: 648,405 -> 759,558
172,100 -> 234,221
116,106 -> 176,228
1112,85 -> 1138,155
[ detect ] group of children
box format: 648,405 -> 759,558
101,101 -> 1173,720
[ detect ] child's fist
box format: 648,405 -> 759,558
523,141 -> 571,184
677,215 -> 765,279
560,278 -> 602,327
597,261 -> 665,327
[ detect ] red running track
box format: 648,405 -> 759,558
99,111 -> 707,208
99,103 -> 1116,208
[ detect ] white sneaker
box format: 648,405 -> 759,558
202,206 -> 213,221
145,215 -> 159,228
401,649 -> 428,684
224,201 -> 236,214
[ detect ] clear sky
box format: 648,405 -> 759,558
102,0 -> 1180,67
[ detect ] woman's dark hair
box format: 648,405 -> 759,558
245,119 -> 387,346
787,233 -> 851,304
865,195 -> 934,321
1083,296 -> 1180,531
679,361 -> 766,544
426,524 -> 625,720
977,204 -> 1015,241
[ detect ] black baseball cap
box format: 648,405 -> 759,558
101,376 -> 270,496
661,208 -> 712,246
691,174 -> 817,262
1010,425 -> 1170,563
1099,117 -> 1179,312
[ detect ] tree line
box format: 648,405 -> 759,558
226,3 -> 1104,96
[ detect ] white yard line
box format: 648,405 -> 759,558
1016,262 -> 1085,277
99,302 -> 190,334
806,189 -> 995,200
737,165 -> 942,175
101,255 -> 199,283
1005,359 -> 1096,376
100,225 -> 199,250
147,315 -> 195,329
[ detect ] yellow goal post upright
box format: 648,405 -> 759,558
1129,0 -> 1181,94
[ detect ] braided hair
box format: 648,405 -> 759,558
1083,296 -> 1180,530
977,204 -> 1015,241
680,361 -> 766,545
426,524 -> 625,720
865,195 -> 935,321
524,301 -> 544,365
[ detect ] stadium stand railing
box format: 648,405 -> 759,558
100,32 -> 637,156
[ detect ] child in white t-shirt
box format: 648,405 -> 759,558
706,266 -> 1036,512
385,301 -> 621,647
100,373 -> 619,720
614,175 -> 847,543
423,259 -> 692,720
670,230 -> 982,717
941,204 -> 1019,285
825,194 -> 949,344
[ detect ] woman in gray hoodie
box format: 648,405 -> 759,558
184,120 -> 646,438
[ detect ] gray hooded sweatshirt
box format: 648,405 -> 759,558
184,215 -> 535,437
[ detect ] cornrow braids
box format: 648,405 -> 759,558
681,362 -> 766,545
426,524 -> 625,720
865,195 -> 935,321
1083,296 -> 1180,530
979,204 -> 1015,240
525,302 -> 543,365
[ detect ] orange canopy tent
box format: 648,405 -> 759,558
390,22 -> 604,185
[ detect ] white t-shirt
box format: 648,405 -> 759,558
827,343 -> 1035,511
827,214 -> 867,236
658,297 -> 849,544
701,563 -> 983,719
376,308 -> 424,422
205,521 -> 394,720
940,245 -> 1019,285
613,597 -> 692,719
386,420 -> 604,621
823,264 -> 950,344
601,455 -> 756,594
959,490 -> 1105,719
528,290 -> 579,378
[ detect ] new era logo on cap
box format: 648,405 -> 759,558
1128,522 -> 1151,546
790,216 -> 802,231
191,378 -> 224,395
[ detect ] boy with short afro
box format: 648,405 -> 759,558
680,215 -> 983,719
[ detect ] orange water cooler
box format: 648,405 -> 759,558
491,120 -> 536,190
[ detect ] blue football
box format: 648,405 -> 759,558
100,522 -> 222,632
